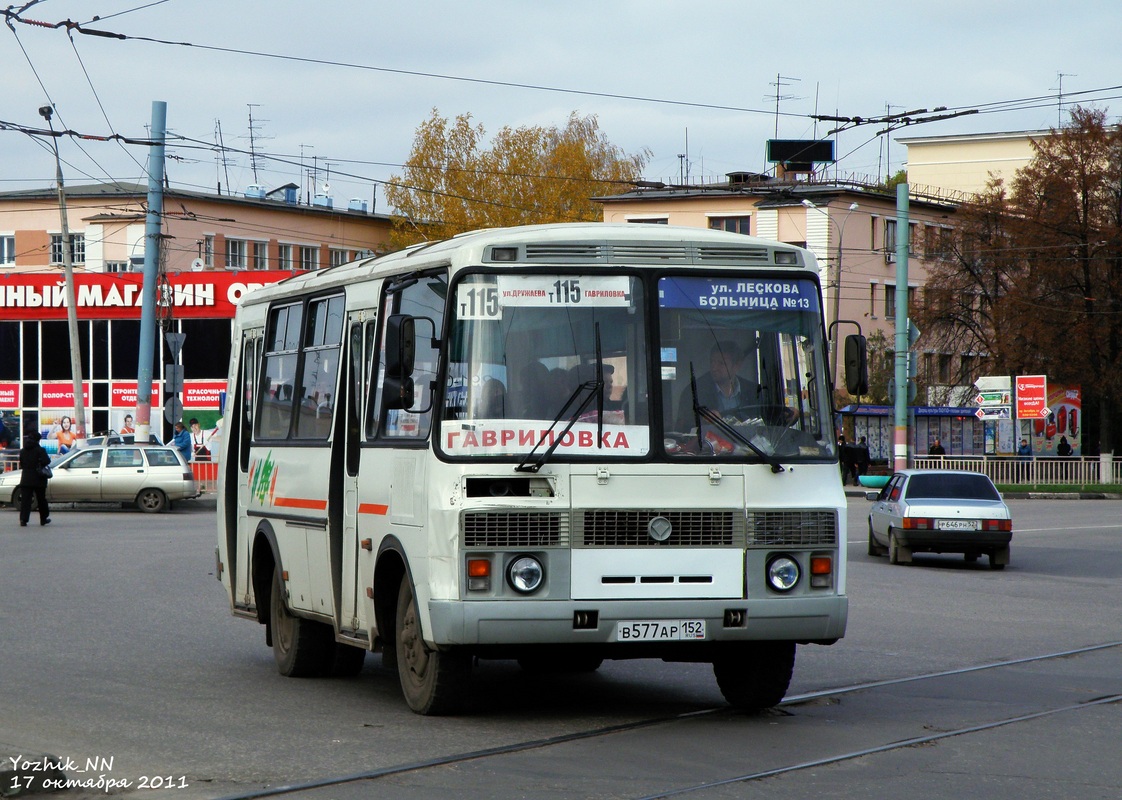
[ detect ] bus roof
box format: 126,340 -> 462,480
235,222 -> 818,310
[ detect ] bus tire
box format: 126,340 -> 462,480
269,567 -> 332,677
395,576 -> 470,715
713,641 -> 795,712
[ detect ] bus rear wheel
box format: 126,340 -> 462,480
713,641 -> 796,712
269,567 -> 332,677
395,576 -> 470,715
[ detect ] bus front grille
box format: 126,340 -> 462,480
577,510 -> 744,547
462,511 -> 568,548
745,510 -> 837,547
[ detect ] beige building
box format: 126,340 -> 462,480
899,130 -> 1045,198
597,177 -> 958,392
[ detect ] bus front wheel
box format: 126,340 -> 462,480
395,576 -> 470,715
713,641 -> 795,712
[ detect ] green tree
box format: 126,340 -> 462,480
383,110 -> 650,249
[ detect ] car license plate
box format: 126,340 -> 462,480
937,519 -> 980,531
616,620 -> 706,642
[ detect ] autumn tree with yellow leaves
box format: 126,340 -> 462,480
382,110 -> 650,249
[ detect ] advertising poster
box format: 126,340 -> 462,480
1030,385 -> 1080,456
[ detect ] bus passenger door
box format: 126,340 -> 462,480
337,317 -> 369,639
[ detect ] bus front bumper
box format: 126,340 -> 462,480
427,596 -> 847,648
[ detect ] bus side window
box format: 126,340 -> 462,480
373,273 -> 446,441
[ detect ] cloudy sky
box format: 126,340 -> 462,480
4,0 -> 1121,210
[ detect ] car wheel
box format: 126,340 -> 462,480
135,488 -> 168,513
713,641 -> 796,712
888,531 -> 911,565
269,566 -> 333,677
868,521 -> 886,557
396,575 -> 470,715
989,546 -> 1010,570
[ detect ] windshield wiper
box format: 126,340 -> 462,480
688,364 -> 785,473
515,324 -> 605,473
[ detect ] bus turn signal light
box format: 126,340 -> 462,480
467,558 -> 491,592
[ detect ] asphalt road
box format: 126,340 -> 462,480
1,496 -> 1119,799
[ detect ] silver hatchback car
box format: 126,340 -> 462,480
866,469 -> 1012,569
1,444 -> 199,513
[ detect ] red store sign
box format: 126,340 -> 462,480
0,271 -> 292,321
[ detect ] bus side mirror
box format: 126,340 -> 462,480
386,315 -> 415,379
844,334 -> 869,395
383,376 -> 415,410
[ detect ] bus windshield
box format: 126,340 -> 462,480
441,273 -> 649,459
439,271 -> 835,463
659,275 -> 835,461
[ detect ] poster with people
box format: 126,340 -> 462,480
1028,385 -> 1081,457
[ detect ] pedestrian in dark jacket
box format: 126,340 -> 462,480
18,429 -> 51,527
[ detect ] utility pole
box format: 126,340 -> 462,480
894,183 -> 911,471
135,101 -> 167,445
39,105 -> 86,447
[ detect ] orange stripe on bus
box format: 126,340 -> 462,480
274,496 -> 328,510
358,503 -> 389,515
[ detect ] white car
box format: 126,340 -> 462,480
1,444 -> 198,513
866,469 -> 1012,569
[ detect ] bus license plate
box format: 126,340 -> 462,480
938,519 -> 980,531
616,620 -> 706,642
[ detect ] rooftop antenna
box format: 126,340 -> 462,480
1054,72 -> 1077,126
214,119 -> 231,195
677,128 -> 690,184
767,74 -> 802,138
245,104 -> 272,184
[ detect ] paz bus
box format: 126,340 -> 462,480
215,222 -> 863,715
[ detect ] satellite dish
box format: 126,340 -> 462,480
190,258 -> 204,272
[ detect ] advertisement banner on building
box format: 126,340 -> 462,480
0,382 -> 20,409
0,271 -> 293,321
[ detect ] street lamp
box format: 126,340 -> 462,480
802,199 -> 859,387
39,105 -> 87,446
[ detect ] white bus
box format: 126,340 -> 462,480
216,223 -> 864,715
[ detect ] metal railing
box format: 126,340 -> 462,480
911,455 -> 1120,486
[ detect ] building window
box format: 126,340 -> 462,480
627,218 -> 668,225
105,261 -> 128,273
708,216 -> 751,235
225,238 -> 247,270
329,248 -> 348,268
869,283 -> 878,318
0,235 -> 14,266
50,234 -> 85,265
299,246 -> 318,271
938,354 -> 952,383
884,219 -> 897,253
203,235 -> 214,269
252,242 -> 268,271
884,285 -> 916,319
278,244 -> 294,270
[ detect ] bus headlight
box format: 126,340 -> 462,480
766,555 -> 800,592
507,555 -> 544,594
